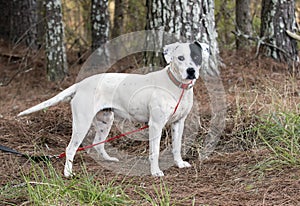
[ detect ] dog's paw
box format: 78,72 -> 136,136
64,162 -> 74,178
105,156 -> 119,162
176,161 -> 191,168
110,157 -> 120,162
64,169 -> 75,178
151,169 -> 164,177
101,152 -> 119,162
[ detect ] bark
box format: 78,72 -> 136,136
198,0 -> 226,160
25,0 -> 40,49
146,0 -> 206,66
260,0 -> 298,64
111,0 -> 124,38
0,0 -> 41,48
145,0 -> 170,66
45,0 -> 68,81
146,0 -> 220,74
199,0 -> 220,76
146,0 -> 202,41
0,1 -> 10,40
91,0 -> 109,51
235,0 -> 252,49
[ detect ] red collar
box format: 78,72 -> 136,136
167,67 -> 193,90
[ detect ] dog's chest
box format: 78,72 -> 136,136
169,91 -> 193,122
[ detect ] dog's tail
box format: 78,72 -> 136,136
18,84 -> 77,117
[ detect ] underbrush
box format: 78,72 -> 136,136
0,161 -> 186,205
225,69 -> 300,170
254,109 -> 300,169
1,163 -> 131,205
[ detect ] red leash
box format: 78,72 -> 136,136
57,125 -> 149,159
56,87 -> 187,159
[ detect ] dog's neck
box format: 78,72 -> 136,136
167,65 -> 194,90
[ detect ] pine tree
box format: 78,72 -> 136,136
235,0 -> 252,50
91,0 -> 109,51
260,0 -> 298,65
45,0 -> 68,81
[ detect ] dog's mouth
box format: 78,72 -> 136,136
186,74 -> 196,80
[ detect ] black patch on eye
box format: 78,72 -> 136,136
189,43 -> 202,66
178,56 -> 185,61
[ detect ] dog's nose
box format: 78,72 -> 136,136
186,68 -> 196,80
186,68 -> 195,76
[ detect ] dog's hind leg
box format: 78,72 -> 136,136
64,98 -> 94,177
93,109 -> 119,162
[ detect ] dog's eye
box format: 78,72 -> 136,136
178,56 -> 185,61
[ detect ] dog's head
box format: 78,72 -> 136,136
163,41 -> 209,80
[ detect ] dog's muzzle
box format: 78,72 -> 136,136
186,68 -> 196,80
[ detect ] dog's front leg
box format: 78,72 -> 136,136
172,118 -> 191,168
149,121 -> 164,176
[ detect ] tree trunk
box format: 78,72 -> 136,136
0,1 -> 11,41
146,0 -> 209,66
199,0 -> 220,76
235,0 -> 252,50
0,0 -> 41,48
198,0 -> 226,160
45,0 -> 68,81
111,0 -> 124,38
260,0 -> 298,64
146,0 -> 220,74
146,0 -> 203,41
145,0 -> 171,66
91,0 -> 109,51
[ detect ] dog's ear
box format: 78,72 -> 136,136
194,41 -> 210,66
163,42 -> 180,64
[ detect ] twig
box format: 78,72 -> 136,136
286,30 -> 300,41
0,67 -> 34,87
12,181 -> 59,188
232,29 -> 291,59
19,201 -> 32,206
0,52 -> 24,60
262,185 -> 272,206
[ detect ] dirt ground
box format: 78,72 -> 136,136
1,44 -> 300,205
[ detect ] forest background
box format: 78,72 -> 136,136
1,0 -> 300,205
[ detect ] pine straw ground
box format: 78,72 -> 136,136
1,46 -> 300,205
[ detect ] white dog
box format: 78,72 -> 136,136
18,41 -> 209,177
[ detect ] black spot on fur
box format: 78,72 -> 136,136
102,108 -> 113,112
189,43 -> 202,66
101,120 -> 107,124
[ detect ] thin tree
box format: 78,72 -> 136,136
199,0 -> 220,76
111,0 -> 124,38
91,0 -> 109,51
260,0 -> 298,65
198,0 -> 225,160
0,0 -> 41,49
45,0 -> 68,81
235,0 -> 252,50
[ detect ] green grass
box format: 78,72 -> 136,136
1,162 -> 191,205
26,164 -> 131,205
136,180 -> 173,206
255,110 -> 300,168
135,179 -> 195,206
1,163 -> 131,205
